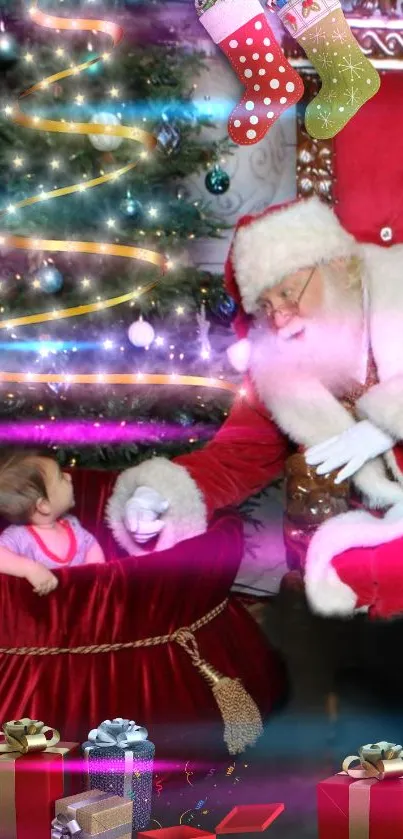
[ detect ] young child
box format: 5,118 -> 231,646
0,448 -> 105,596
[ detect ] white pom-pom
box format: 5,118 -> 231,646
89,112 -> 123,152
128,317 -> 155,348
227,338 -> 251,372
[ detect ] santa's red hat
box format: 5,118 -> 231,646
225,196 -> 357,337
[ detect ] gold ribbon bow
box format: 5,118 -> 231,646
343,741 -> 403,780
0,718 -> 60,754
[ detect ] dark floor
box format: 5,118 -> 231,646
251,579 -> 403,837
152,579 -> 403,838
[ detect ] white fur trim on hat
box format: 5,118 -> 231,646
232,197 -> 356,314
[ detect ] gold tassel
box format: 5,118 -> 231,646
174,630 -> 263,756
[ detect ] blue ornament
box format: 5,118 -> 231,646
218,294 -> 236,316
210,293 -> 237,324
120,192 -> 143,224
205,165 -> 230,195
36,265 -> 63,293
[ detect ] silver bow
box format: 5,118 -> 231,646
84,717 -> 148,749
51,815 -> 81,839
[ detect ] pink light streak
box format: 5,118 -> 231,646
14,756 -> 215,773
0,421 -> 215,445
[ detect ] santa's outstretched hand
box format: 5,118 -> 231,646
305,420 -> 394,484
125,486 -> 168,544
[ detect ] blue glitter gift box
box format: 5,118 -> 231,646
82,718 -> 155,832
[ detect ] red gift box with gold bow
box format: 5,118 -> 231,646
0,717 -> 81,839
317,741 -> 403,839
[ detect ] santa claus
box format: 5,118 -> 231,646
107,196 -> 403,621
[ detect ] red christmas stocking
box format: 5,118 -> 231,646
196,0 -> 304,145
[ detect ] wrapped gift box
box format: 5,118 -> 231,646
138,828 -> 215,839
216,804 -> 285,833
0,737 -> 81,839
138,805 -> 285,839
55,789 -> 133,839
318,773 -> 403,838
83,719 -> 154,831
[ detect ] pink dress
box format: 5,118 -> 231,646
0,515 -> 96,569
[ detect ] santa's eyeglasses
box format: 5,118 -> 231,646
260,265 -> 317,321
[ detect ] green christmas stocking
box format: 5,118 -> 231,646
277,0 -> 380,139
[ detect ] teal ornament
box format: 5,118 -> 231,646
120,192 -> 143,223
205,165 -> 230,195
0,31 -> 19,71
36,265 -> 63,293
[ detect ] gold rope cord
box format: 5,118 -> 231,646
0,598 -> 228,655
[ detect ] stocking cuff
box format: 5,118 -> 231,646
200,0 -> 264,44
278,0 -> 340,39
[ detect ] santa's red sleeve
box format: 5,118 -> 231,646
106,383 -> 289,556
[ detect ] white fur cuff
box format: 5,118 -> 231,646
106,458 -> 208,556
305,506 -> 403,617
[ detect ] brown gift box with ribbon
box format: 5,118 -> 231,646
54,789 -> 133,839
317,741 -> 403,839
0,717 -> 82,839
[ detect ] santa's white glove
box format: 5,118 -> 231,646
124,486 -> 169,544
305,420 -> 394,484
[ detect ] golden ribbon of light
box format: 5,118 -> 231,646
0,278 -> 157,329
0,371 -> 238,393
0,3 -> 165,328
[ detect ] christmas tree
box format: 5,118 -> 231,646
0,0 -> 237,469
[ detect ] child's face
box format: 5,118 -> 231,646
35,458 -> 74,520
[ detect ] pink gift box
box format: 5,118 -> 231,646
318,773 -> 403,838
215,804 -> 285,833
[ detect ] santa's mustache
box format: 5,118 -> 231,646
276,315 -> 306,340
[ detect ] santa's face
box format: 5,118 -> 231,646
250,257 -> 364,392
260,264 -> 324,328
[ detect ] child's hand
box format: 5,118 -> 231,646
26,562 -> 58,596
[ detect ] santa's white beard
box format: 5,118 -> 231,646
249,285 -> 364,396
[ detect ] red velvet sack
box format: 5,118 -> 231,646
0,470 -> 285,766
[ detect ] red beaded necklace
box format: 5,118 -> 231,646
27,519 -> 77,565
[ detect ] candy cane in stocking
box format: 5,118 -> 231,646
196,0 -> 304,145
277,0 -> 380,139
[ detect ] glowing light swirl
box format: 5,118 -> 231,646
0,279 -> 157,329
16,5 -> 155,150
0,372 -> 238,393
1,3 -> 164,282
